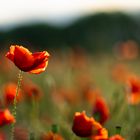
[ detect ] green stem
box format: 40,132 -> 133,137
10,70 -> 23,140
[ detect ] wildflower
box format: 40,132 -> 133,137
109,134 -> 125,140
72,111 -> 108,139
3,83 -> 23,105
6,45 -> 49,74
41,131 -> 64,140
126,75 -> 140,105
93,96 -> 109,124
72,111 -> 96,137
0,109 -> 15,126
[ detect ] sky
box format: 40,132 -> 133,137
1,0 -> 140,28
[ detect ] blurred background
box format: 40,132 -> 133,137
1,0 -> 140,53
1,1 -> 140,140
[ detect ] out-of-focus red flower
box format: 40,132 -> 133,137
125,75 -> 140,105
114,40 -> 139,60
72,111 -> 108,139
22,81 -> 43,101
41,131 -> 64,140
0,109 -> 15,126
93,96 -> 109,124
6,45 -> 49,74
109,134 -> 125,140
72,111 -> 96,137
3,83 -> 23,105
111,64 -> 130,83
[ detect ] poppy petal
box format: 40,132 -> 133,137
29,61 -> 48,74
14,46 -> 34,71
5,45 -> 15,61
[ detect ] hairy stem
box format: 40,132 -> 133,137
10,70 -> 23,140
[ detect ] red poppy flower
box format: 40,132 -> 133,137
93,96 -> 109,124
0,109 -> 15,126
3,83 -> 23,105
72,111 -> 107,138
6,45 -> 50,74
126,75 -> 140,105
109,134 -> 125,140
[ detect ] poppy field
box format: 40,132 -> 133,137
0,44 -> 140,140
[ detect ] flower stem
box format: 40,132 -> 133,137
10,70 -> 23,140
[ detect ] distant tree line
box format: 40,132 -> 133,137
0,12 -> 140,52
